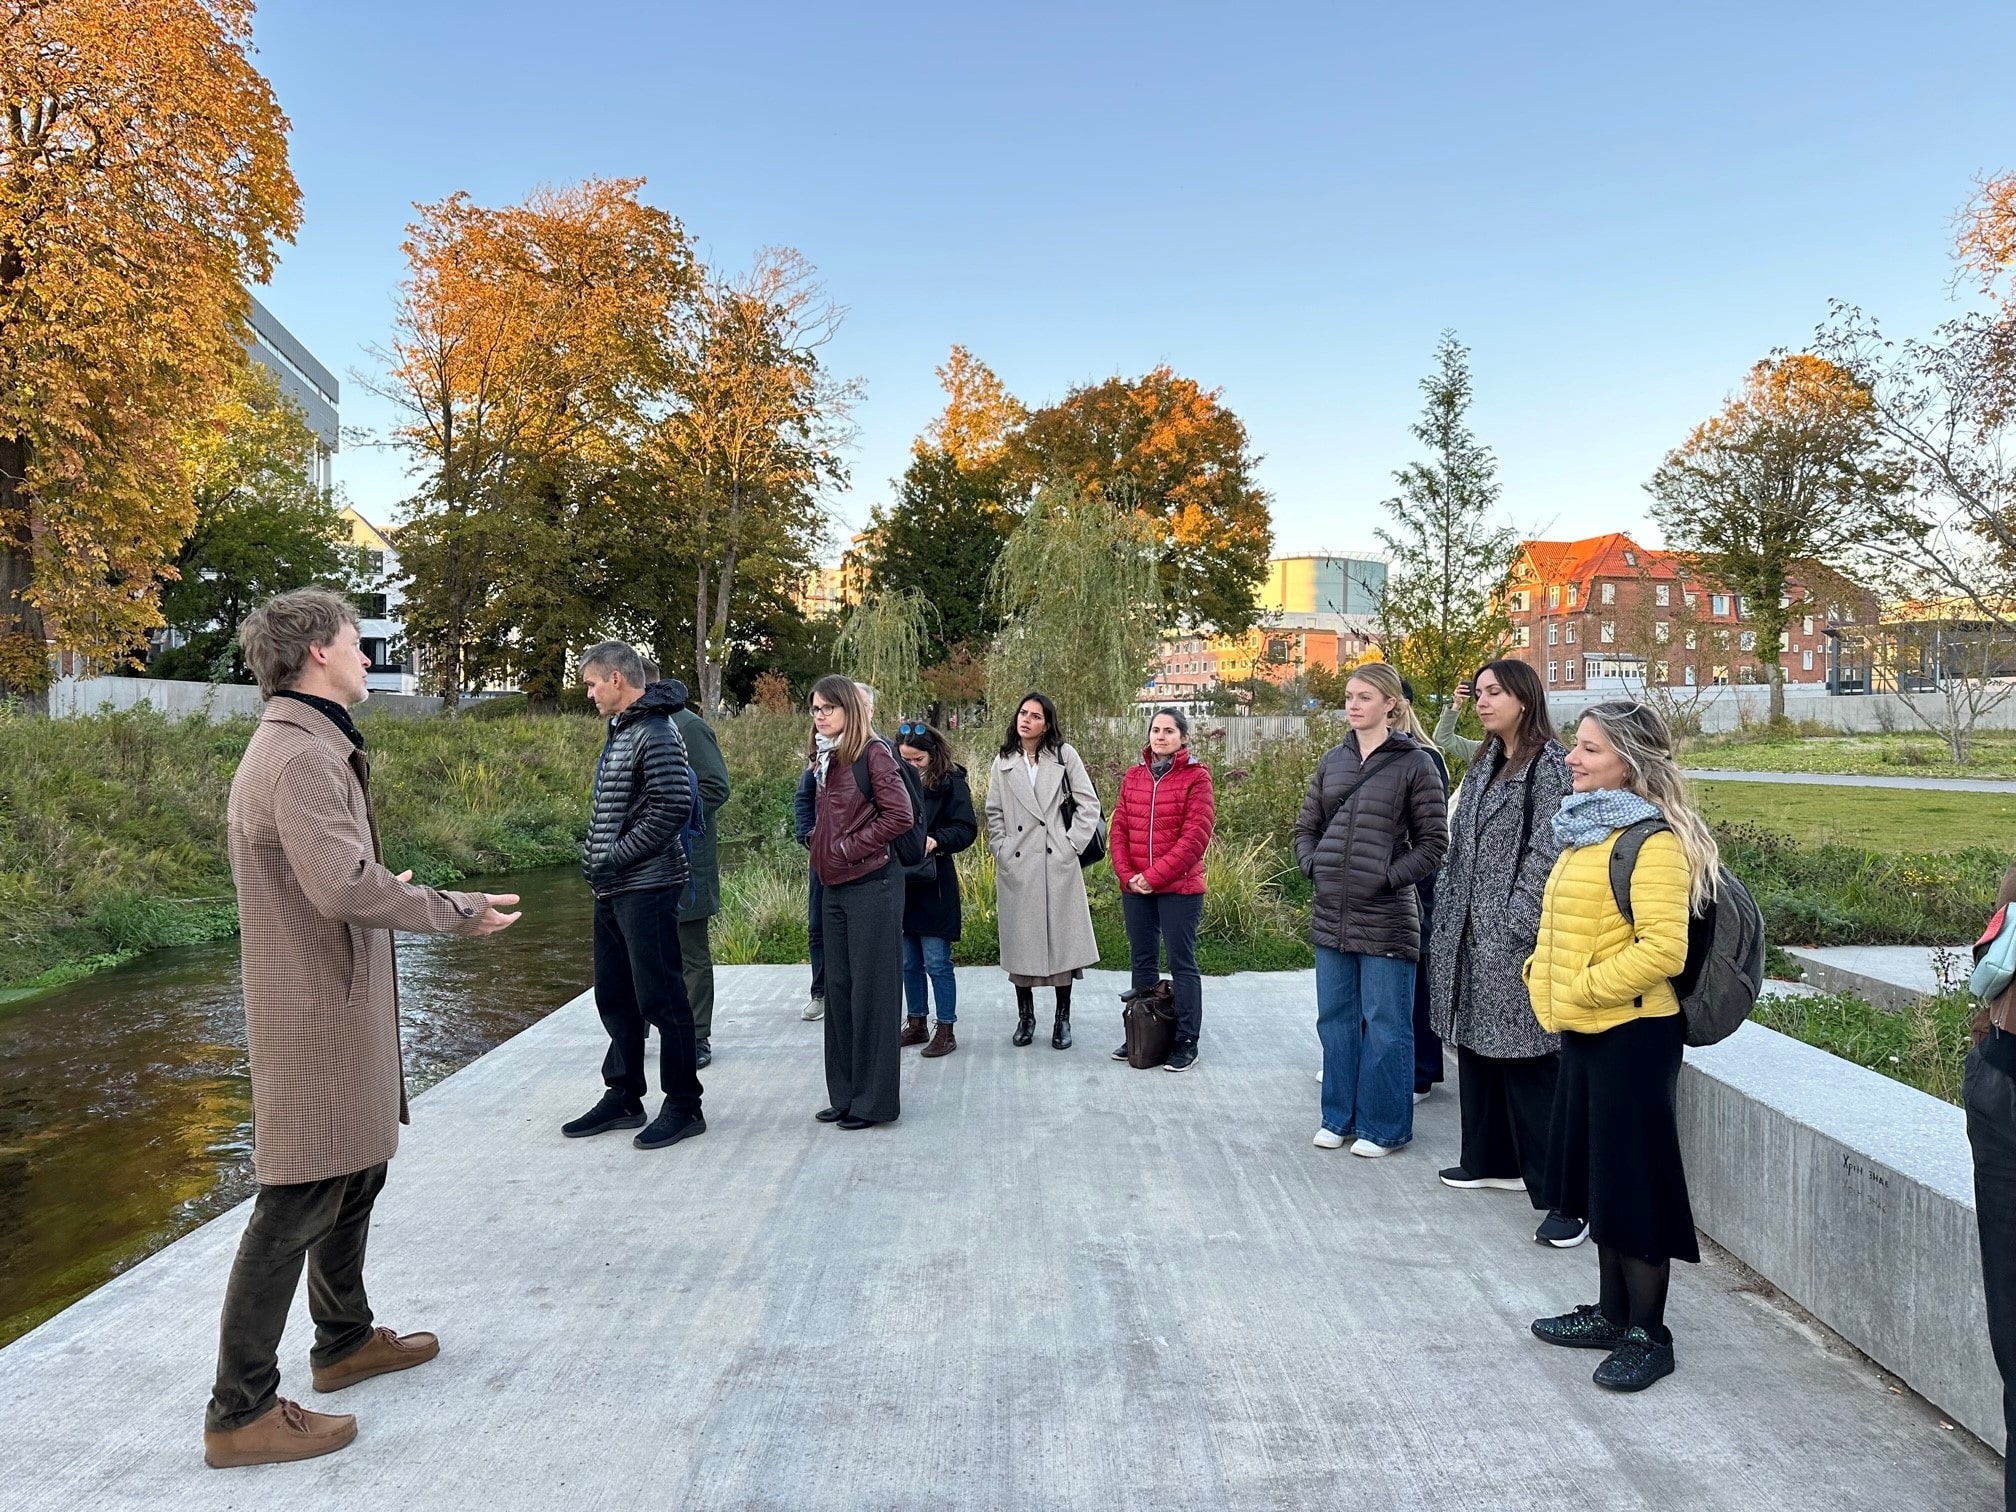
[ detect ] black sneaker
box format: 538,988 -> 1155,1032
1438,1166 -> 1527,1192
1165,1039 -> 1198,1072
1592,1326 -> 1676,1391
561,1092 -> 646,1139
1535,1211 -> 1590,1248
695,1037 -> 713,1070
1111,1044 -> 1130,1061
634,1105 -> 706,1150
1531,1304 -> 1629,1351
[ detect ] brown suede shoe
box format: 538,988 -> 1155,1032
311,1325 -> 441,1394
921,1022 -> 956,1058
899,1015 -> 930,1047
204,1397 -> 357,1468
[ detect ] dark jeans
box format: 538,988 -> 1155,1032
680,915 -> 715,1041
823,866 -> 905,1123
1121,890 -> 1203,1041
1457,1043 -> 1560,1209
808,872 -> 826,1000
594,886 -> 701,1116
1413,875 -> 1444,1092
1966,1035 -> 2016,1510
206,1161 -> 387,1432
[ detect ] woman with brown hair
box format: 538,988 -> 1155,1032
1427,659 -> 1581,1247
807,675 -> 914,1130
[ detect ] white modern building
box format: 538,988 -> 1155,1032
245,294 -> 339,491
340,506 -> 418,694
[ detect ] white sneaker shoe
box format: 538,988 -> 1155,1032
801,996 -> 825,1022
1350,1138 -> 1404,1158
1313,1128 -> 1346,1149
1412,1089 -> 1431,1105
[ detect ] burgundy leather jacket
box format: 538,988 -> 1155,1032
811,738 -> 915,886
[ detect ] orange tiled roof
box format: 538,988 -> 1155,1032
1518,531 -> 1684,586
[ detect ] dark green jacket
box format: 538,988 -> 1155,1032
671,705 -> 732,921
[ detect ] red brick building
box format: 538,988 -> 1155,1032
1503,532 -> 1871,694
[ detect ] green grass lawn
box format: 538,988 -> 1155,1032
1681,729 -> 2016,779
1693,778 -> 2016,852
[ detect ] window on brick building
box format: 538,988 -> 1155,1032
1601,582 -> 1616,605
1738,666 -> 1759,684
1548,585 -> 1560,608
1625,550 -> 1638,567
1803,616 -> 1814,636
1564,660 -> 1576,681
1565,624 -> 1577,644
1654,660 -> 1669,684
1739,631 -> 1756,652
1510,589 -> 1531,612
1568,584 -> 1580,607
1711,594 -> 1731,616
1684,629 -> 1698,650
1655,622 -> 1670,643
1739,596 -> 1752,618
1548,623 -> 1558,645
1547,661 -> 1558,684
1684,665 -> 1697,686
1714,629 -> 1731,649
1802,649 -> 1813,671
1712,665 -> 1730,685
1685,592 -> 1698,611
1513,626 -> 1530,647
1655,584 -> 1670,607
1600,621 -> 1615,643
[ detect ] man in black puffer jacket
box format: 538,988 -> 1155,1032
563,641 -> 702,1151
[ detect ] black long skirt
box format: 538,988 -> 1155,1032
1544,1011 -> 1699,1264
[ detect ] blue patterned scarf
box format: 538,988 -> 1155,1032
1551,787 -> 1662,849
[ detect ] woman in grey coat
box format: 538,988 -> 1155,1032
987,691 -> 1103,1049
1426,658 -> 1584,1246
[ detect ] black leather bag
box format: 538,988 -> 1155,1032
1060,792 -> 1107,870
1122,980 -> 1179,1069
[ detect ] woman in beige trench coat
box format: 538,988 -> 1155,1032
986,691 -> 1102,1050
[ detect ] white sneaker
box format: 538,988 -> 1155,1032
1412,1088 -> 1431,1105
801,996 -> 825,1022
1350,1138 -> 1404,1158
1313,1128 -> 1346,1149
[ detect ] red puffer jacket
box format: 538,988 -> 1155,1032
1109,747 -> 1215,895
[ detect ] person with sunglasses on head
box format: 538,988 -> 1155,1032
1108,707 -> 1215,1071
987,691 -> 1102,1049
893,721 -> 978,1057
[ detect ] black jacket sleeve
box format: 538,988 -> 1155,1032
794,767 -> 817,847
607,716 -> 692,876
933,771 -> 979,857
1385,752 -> 1450,891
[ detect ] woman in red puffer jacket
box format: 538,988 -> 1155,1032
1109,707 -> 1216,1070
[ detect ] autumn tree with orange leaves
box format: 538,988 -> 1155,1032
1007,366 -> 1273,635
0,0 -> 298,698
1647,354 -> 1907,721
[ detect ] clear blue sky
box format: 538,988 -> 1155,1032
252,0 -> 2016,561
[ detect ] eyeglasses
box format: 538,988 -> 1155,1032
810,701 -> 838,715
896,721 -> 934,740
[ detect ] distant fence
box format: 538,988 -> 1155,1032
48,677 -> 444,722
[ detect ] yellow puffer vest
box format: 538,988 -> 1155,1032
1523,827 -> 1692,1035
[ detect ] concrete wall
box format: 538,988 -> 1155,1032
49,676 -> 444,722
1550,682 -> 2016,736
1680,1022 -> 1998,1448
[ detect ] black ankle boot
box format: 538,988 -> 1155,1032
1051,987 -> 1073,1049
1012,986 -> 1035,1047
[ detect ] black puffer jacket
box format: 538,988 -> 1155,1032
582,680 -> 694,898
1292,727 -> 1449,961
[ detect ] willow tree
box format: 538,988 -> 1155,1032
837,587 -> 929,722
986,483 -> 1161,733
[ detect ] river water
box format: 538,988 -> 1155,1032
0,864 -> 593,1346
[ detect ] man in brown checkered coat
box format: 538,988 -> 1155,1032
202,589 -> 522,1470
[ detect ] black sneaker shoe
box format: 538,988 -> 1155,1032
561,1092 -> 646,1139
1592,1326 -> 1676,1391
634,1105 -> 706,1150
1531,1304 -> 1629,1351
1535,1210 -> 1590,1248
1438,1166 -> 1527,1192
1111,1044 -> 1130,1061
1166,1039 -> 1198,1072
695,1037 -> 713,1070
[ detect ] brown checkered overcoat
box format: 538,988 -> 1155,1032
228,699 -> 487,1185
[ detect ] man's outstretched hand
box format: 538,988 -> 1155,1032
474,894 -> 521,935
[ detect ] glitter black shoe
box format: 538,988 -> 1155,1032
1592,1326 -> 1676,1392
1531,1304 -> 1629,1351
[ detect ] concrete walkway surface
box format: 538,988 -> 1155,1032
1686,767 -> 2016,794
0,967 -> 1999,1511
1785,945 -> 1972,1006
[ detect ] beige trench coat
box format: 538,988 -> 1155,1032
228,699 -> 487,1186
985,743 -> 1101,979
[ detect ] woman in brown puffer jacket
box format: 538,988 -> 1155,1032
1293,662 -> 1448,1158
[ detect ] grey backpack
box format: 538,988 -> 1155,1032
1609,818 -> 1766,1047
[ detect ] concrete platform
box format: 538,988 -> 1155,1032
0,967 -> 1999,1511
1785,945 -> 1970,1007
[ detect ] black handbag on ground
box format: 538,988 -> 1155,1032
1121,980 -> 1178,1068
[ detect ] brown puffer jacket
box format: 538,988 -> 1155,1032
1292,728 -> 1450,961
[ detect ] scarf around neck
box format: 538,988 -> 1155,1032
1551,787 -> 1662,849
814,731 -> 839,786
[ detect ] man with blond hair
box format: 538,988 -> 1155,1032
203,588 -> 522,1469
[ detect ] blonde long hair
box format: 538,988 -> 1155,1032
1347,662 -> 1425,738
1580,700 -> 1721,913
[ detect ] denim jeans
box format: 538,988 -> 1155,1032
1121,890 -> 1203,1040
1315,946 -> 1416,1148
902,933 -> 957,1022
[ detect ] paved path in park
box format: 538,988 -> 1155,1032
1685,767 -> 2016,794
0,967 -> 1998,1511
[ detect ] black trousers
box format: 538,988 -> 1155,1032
207,1161 -> 387,1432
807,873 -> 826,1000
594,886 -> 702,1116
1457,1043 -> 1560,1209
1413,875 -> 1444,1092
680,915 -> 716,1041
1121,890 -> 1203,1041
822,866 -> 905,1123
1966,1036 -> 2016,1510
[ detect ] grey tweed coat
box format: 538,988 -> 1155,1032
1427,738 -> 1572,1060
229,699 -> 489,1185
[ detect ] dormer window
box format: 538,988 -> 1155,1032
1623,550 -> 1637,567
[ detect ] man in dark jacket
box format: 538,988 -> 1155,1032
565,641 -> 701,1150
671,695 -> 731,1068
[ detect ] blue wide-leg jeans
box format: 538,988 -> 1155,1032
1315,946 -> 1416,1149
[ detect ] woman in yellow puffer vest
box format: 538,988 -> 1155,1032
1523,701 -> 1719,1395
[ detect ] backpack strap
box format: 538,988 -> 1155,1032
1607,818 -> 1672,925
852,751 -> 874,804
1502,751 -> 1539,904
